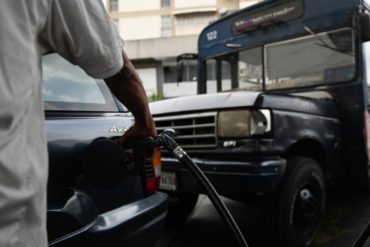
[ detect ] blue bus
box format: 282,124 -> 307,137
150,0 -> 370,246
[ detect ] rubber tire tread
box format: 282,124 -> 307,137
274,156 -> 326,247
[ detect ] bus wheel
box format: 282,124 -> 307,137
165,193 -> 199,225
276,156 -> 326,247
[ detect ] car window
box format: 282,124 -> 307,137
42,53 -> 118,112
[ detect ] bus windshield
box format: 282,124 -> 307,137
204,28 -> 355,93
205,47 -> 263,94
266,28 -> 355,90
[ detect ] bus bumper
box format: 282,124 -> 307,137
160,156 -> 287,197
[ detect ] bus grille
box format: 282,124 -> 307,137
154,112 -> 217,149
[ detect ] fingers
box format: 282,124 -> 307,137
117,124 -> 157,146
117,126 -> 134,145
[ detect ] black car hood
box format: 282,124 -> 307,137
149,92 -> 261,115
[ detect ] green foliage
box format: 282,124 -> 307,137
148,92 -> 165,102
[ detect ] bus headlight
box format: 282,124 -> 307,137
217,109 -> 271,138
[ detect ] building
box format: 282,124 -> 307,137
105,0 -> 261,98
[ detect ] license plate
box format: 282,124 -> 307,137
160,171 -> 177,191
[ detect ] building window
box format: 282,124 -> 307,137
161,0 -> 170,8
110,0 -> 118,12
161,15 -> 172,37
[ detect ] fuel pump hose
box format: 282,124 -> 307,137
157,132 -> 249,247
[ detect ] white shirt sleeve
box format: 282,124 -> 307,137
39,0 -> 123,79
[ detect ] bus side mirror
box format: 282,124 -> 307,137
360,14 -> 370,42
176,53 -> 198,83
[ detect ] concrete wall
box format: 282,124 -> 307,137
175,13 -> 217,36
124,35 -> 199,98
239,0 -> 260,9
218,0 -> 239,11
137,68 -> 158,97
175,0 -> 217,9
176,25 -> 206,36
124,35 -> 198,60
120,16 -> 161,40
119,0 -> 160,12
163,82 -> 197,97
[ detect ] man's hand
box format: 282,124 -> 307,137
117,123 -> 157,146
104,51 -> 157,145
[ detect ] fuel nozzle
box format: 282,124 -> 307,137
120,130 -> 176,195
121,129 -> 176,152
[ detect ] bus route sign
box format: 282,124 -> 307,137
232,0 -> 304,34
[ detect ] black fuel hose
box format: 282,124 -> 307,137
122,132 -> 248,247
352,221 -> 370,247
157,133 -> 249,247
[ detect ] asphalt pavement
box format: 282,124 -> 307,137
156,190 -> 370,247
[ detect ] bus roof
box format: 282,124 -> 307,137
198,0 -> 360,59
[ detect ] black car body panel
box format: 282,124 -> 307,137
46,113 -> 133,186
49,192 -> 168,247
43,54 -> 168,246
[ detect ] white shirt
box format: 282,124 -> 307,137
0,0 -> 123,246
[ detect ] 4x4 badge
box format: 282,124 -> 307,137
109,126 -> 128,134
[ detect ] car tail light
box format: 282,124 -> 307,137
144,148 -> 162,194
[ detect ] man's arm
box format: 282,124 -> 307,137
104,51 -> 157,144
39,1 -> 154,143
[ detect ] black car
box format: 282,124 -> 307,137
43,53 -> 168,246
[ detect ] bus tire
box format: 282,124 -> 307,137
275,156 -> 326,247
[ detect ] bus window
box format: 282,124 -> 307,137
205,47 -> 262,94
206,59 -> 217,94
221,61 -> 232,91
205,58 -> 233,94
364,42 -> 370,85
238,47 -> 263,91
265,28 -> 355,90
363,41 -> 370,106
